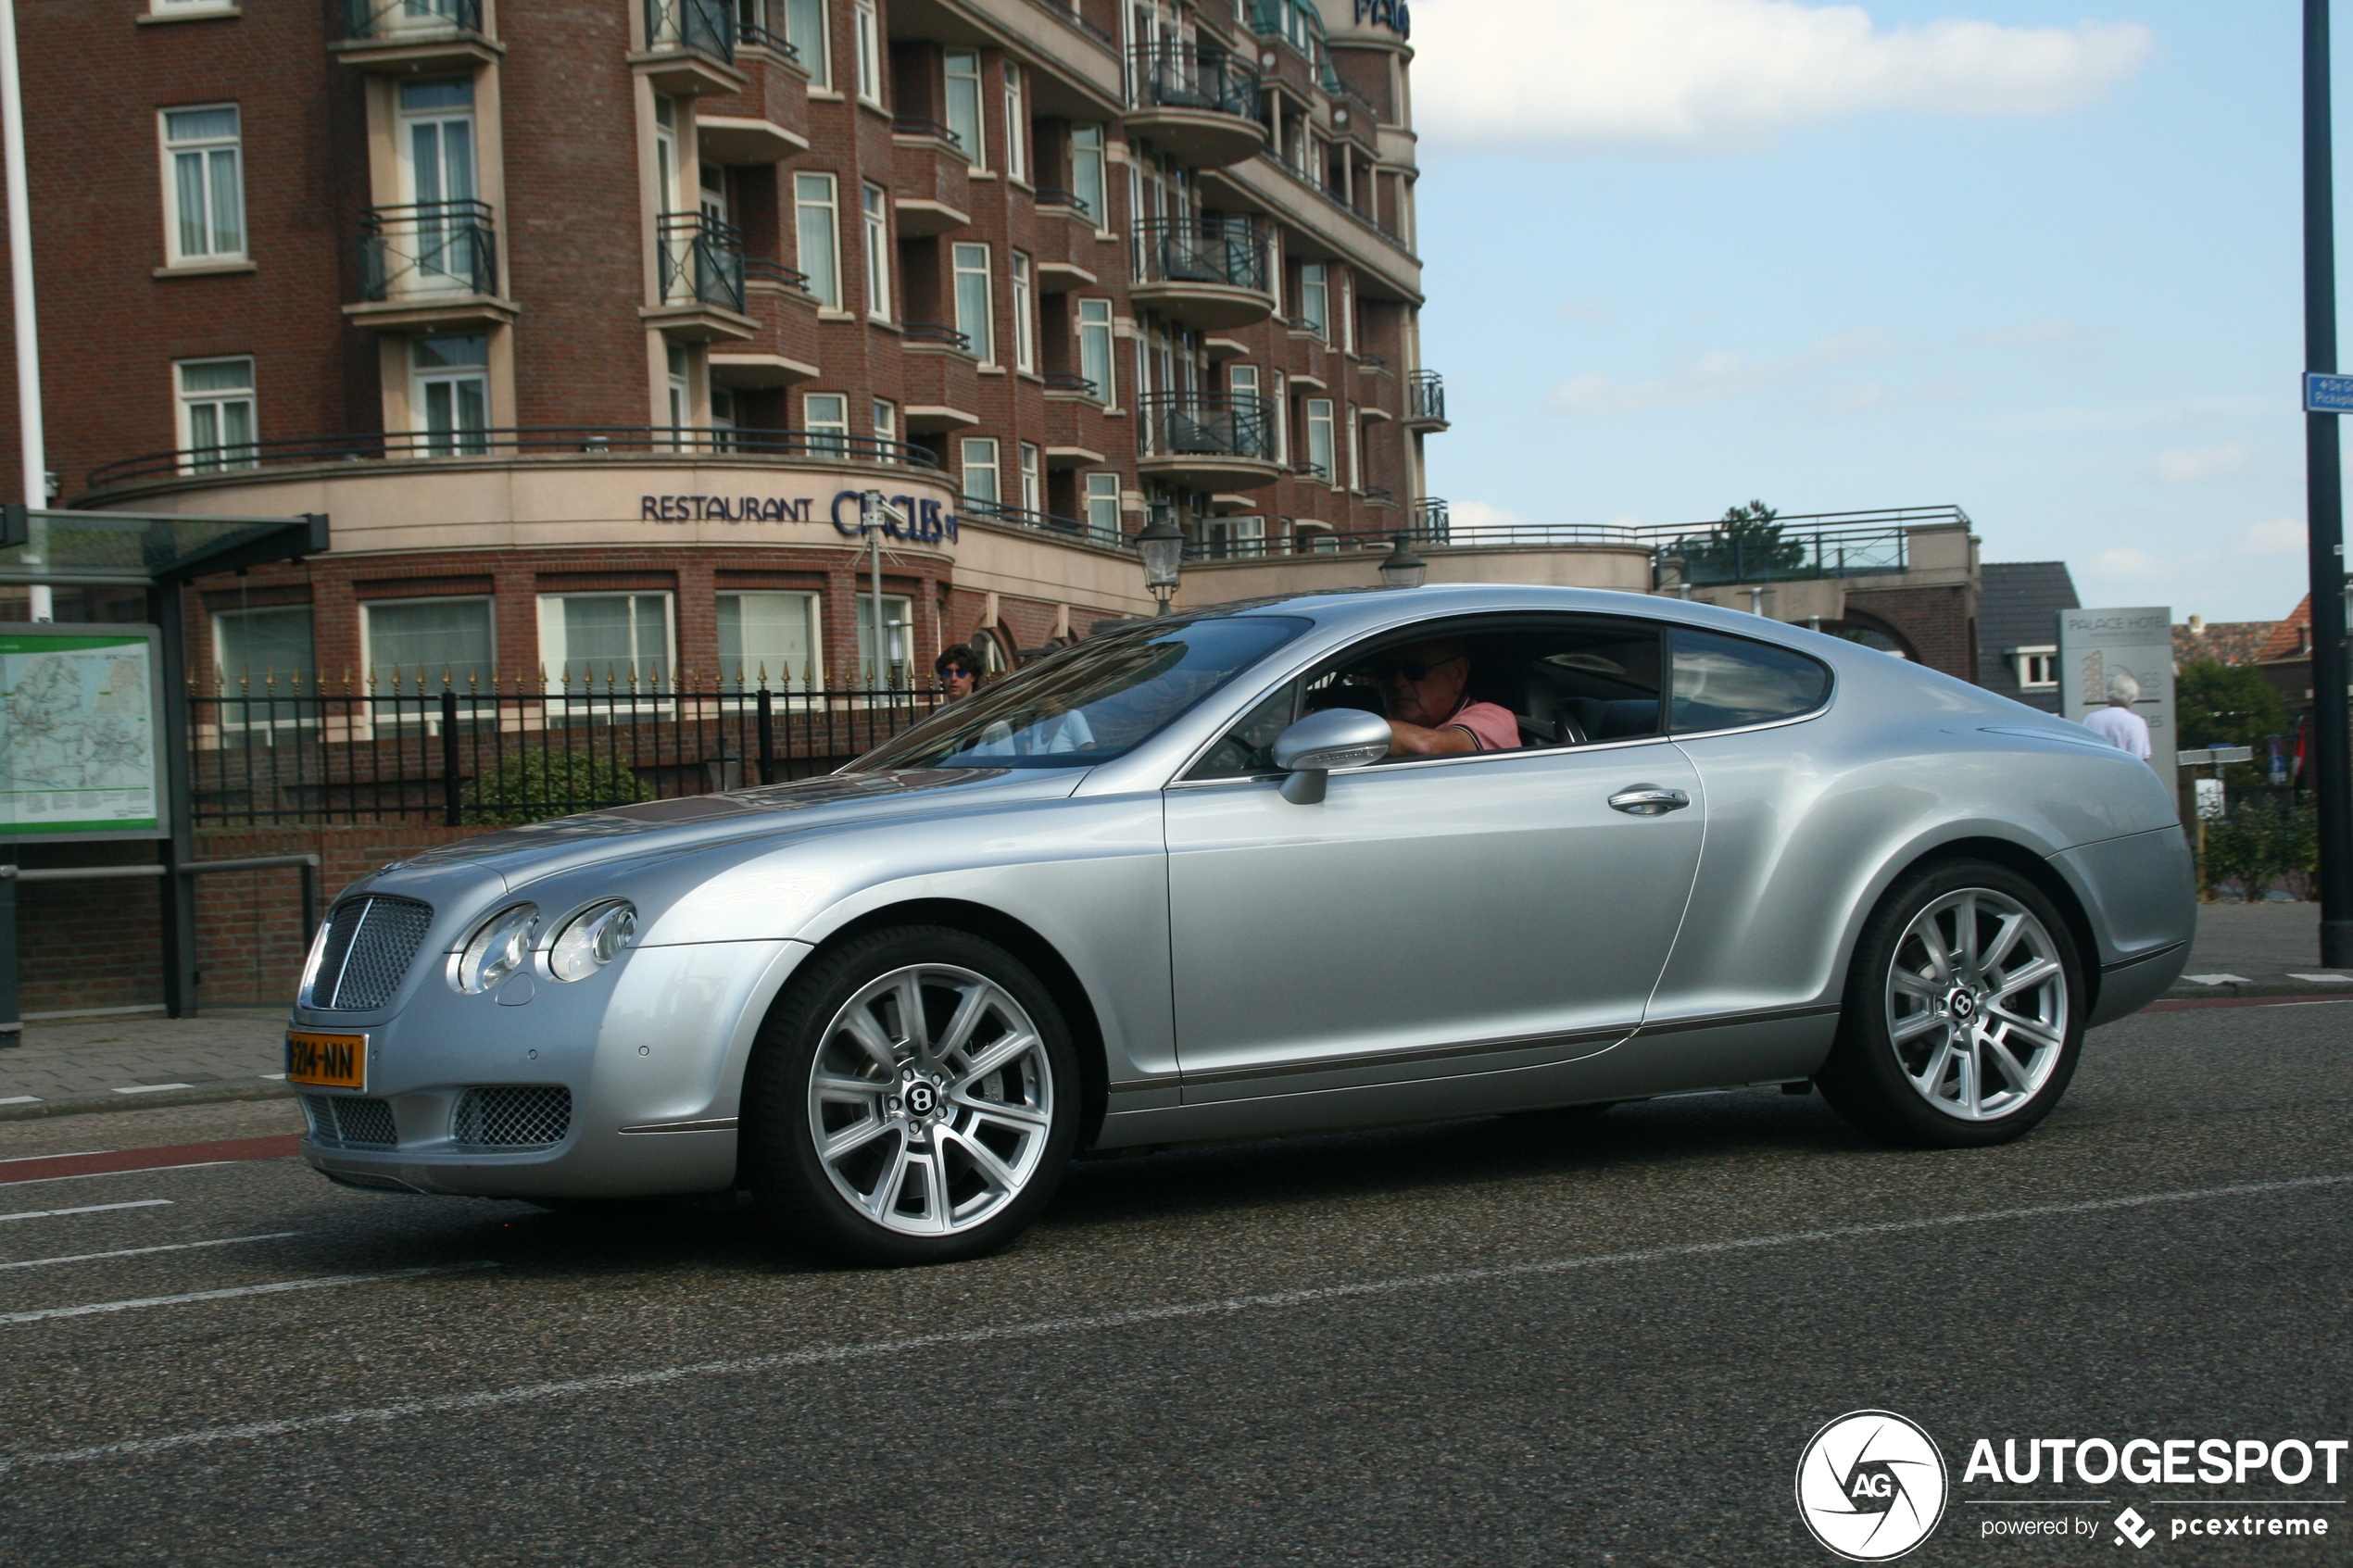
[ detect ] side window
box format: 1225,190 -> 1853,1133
1669,628 -> 1831,733
1184,683 -> 1300,780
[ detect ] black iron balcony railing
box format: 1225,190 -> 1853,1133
1411,496 -> 1449,541
359,201 -> 497,300
1139,390 -> 1275,461
1041,371 -> 1098,395
1128,42 -> 1262,119
1132,216 -> 1268,292
1033,186 -> 1091,219
957,497 -> 1125,551
744,257 -> 811,292
903,322 -> 972,350
85,426 -> 943,492
890,116 -> 965,153
1408,370 -> 1446,424
346,0 -> 481,37
735,19 -> 799,57
645,0 -> 734,61
657,212 -> 745,314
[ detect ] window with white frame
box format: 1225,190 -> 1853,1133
856,593 -> 914,684
364,596 -> 495,688
795,171 -> 841,308
1085,472 -> 1121,536
395,80 -> 477,294
1077,297 -> 1114,403
2011,646 -> 2058,690
853,0 -> 882,101
711,384 -> 737,450
1339,270 -> 1355,353
1018,442 -> 1041,514
1228,362 -> 1259,414
1010,251 -> 1035,373
1271,370 -> 1289,463
1297,261 -> 1328,339
944,49 -> 985,166
871,397 -> 898,453
176,358 -> 256,472
1003,61 -> 1027,182
161,105 -> 245,265
1196,514 -> 1263,559
952,242 -> 994,364
1303,397 -> 1334,481
413,335 -> 489,455
1345,401 -> 1361,490
538,593 -> 673,693
718,591 -> 822,691
1071,124 -> 1106,226
213,605 -> 314,684
666,344 -> 691,445
804,391 -> 849,455
961,436 -> 1000,509
786,0 -> 829,86
862,182 -> 891,318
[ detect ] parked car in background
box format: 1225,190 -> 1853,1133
285,584 -> 2195,1264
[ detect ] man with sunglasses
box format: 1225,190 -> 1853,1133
935,643 -> 982,701
1361,637 -> 1520,756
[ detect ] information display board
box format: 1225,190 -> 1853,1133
0,624 -> 167,841
2057,605 -> 2176,776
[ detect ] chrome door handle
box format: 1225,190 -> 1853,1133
1608,786 -> 1691,816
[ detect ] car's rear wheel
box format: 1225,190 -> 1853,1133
742,926 -> 1079,1265
1817,860 -> 2084,1148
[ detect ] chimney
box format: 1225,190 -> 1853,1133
2188,614 -> 2205,634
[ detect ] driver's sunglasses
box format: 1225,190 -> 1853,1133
1364,653 -> 1464,683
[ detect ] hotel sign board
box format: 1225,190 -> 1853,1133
2057,605 -> 2176,775
0,625 -> 167,842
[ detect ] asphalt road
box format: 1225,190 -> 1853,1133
0,1001 -> 2347,1568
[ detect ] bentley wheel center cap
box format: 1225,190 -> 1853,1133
903,1081 -> 941,1118
1948,989 -> 1978,1022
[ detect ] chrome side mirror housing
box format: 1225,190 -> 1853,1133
1271,709 -> 1392,804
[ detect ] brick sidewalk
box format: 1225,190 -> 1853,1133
0,1010 -> 290,1120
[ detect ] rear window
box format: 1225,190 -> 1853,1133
1669,628 -> 1831,733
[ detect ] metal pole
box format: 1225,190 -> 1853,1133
0,864 -> 19,1042
0,0 -> 49,619
869,495 -> 885,685
151,582 -> 199,1017
2307,0 -> 2353,965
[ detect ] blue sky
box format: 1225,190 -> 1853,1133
1411,0 -> 2329,622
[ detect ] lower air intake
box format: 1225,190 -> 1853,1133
302,1094 -> 398,1149
452,1086 -> 573,1148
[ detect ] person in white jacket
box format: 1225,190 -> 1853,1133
2082,671 -> 2152,759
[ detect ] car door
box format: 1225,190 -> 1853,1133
1163,616 -> 1705,1103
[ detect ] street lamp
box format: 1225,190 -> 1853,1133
1135,507 -> 1184,614
1378,532 -> 1427,589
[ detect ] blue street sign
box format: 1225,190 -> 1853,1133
2307,371 -> 2353,412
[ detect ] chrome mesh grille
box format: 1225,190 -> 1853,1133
310,896 -> 434,1011
302,1094 -> 398,1149
452,1086 -> 573,1148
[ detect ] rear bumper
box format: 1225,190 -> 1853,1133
2088,939 -> 2190,1028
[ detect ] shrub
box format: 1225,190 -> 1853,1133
2197,797 -> 2320,901
461,750 -> 652,826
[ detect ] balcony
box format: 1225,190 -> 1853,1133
645,212 -> 755,342
1126,44 -> 1265,168
1137,391 -> 1280,491
333,0 -> 500,72
1403,370 -> 1448,432
1129,217 -> 1273,330
632,0 -> 745,96
346,202 -> 514,332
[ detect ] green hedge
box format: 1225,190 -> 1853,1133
461,751 -> 653,826
2197,798 -> 2319,901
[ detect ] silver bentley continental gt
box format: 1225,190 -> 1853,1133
286,584 -> 2194,1264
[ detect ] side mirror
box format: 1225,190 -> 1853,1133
1271,708 -> 1392,804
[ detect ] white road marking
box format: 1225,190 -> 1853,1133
1,1162 -> 233,1188
111,1085 -> 193,1095
0,1200 -> 173,1224
2285,972 -> 2353,983
4,1173 -> 2348,1474
2183,973 -> 2252,985
0,1098 -> 40,1107
0,1152 -> 102,1165
0,1261 -> 496,1326
0,1233 -> 306,1272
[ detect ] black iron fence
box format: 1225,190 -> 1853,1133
646,0 -> 734,59
191,680 -> 945,827
1139,390 -> 1275,461
1128,42 -> 1261,119
360,200 -> 497,300
346,0 -> 481,38
1133,216 -> 1267,293
658,211 -> 747,314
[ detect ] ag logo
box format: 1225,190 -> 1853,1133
1795,1410 -> 1949,1562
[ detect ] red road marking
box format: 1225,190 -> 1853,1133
2145,996 -> 2353,1013
0,1135 -> 304,1186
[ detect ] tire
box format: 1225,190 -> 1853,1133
741,925 -> 1081,1266
1816,859 -> 2086,1148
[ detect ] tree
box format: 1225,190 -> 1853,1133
2175,659 -> 2284,750
1667,499 -> 1806,584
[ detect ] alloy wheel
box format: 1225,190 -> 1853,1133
1882,888 -> 2070,1122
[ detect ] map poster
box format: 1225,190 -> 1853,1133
0,625 -> 167,841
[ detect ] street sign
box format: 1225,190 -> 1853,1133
2177,746 -> 2254,767
2307,371 -> 2353,412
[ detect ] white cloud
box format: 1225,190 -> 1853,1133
1548,328 -> 1889,415
2238,516 -> 2305,556
2087,546 -> 2170,581
1450,499 -> 1538,531
2155,443 -> 2251,483
1414,0 -> 2155,154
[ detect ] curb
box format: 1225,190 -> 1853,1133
0,1078 -> 296,1123
2163,981 -> 2353,1002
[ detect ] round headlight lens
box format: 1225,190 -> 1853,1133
547,900 -> 636,982
453,903 -> 538,994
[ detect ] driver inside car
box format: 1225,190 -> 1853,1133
1362,637 -> 1521,756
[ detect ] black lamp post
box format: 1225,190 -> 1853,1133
1378,532 -> 1427,589
1135,507 -> 1184,614
2305,0 -> 2352,965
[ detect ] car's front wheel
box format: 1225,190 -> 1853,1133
742,926 -> 1079,1265
1817,860 -> 2085,1148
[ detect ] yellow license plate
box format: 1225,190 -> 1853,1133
286,1031 -> 367,1091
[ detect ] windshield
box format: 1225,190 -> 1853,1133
852,616 -> 1310,770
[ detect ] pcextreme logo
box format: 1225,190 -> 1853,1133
1796,1410 -> 1951,1562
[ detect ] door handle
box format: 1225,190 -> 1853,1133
1608,785 -> 1691,816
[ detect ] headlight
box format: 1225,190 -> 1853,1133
547,900 -> 636,982
452,903 -> 539,994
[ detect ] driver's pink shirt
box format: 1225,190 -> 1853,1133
1434,699 -> 1521,751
